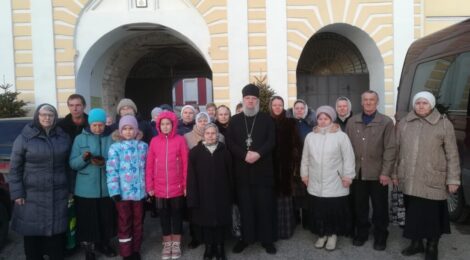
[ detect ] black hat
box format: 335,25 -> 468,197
242,84 -> 259,97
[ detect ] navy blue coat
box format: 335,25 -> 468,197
8,123 -> 71,236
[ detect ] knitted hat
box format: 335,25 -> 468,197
151,107 -> 163,119
119,115 -> 138,135
180,105 -> 196,117
116,98 -> 137,114
412,91 -> 436,109
88,108 -> 107,124
316,105 -> 337,122
160,104 -> 173,112
242,84 -> 259,97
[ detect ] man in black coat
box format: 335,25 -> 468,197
57,94 -> 89,142
227,84 -> 277,254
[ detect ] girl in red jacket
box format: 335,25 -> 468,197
146,111 -> 189,260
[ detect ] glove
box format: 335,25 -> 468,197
111,195 -> 122,202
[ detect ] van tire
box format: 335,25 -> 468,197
448,187 -> 470,223
0,203 -> 9,249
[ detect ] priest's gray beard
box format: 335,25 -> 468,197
243,102 -> 260,117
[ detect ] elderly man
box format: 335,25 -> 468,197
227,84 -> 276,254
345,90 -> 396,251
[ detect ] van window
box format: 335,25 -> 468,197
410,52 -> 470,112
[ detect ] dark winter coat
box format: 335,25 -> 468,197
215,120 -> 229,137
8,108 -> 71,236
271,110 -> 302,196
335,113 -> 352,131
187,141 -> 233,227
286,107 -> 317,142
177,119 -> 195,136
57,113 -> 89,142
226,111 -> 275,187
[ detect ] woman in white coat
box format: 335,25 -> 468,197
301,105 -> 356,251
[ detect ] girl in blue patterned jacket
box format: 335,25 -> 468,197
106,115 -> 148,260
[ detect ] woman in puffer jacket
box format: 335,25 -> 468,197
301,106 -> 356,251
146,111 -> 189,260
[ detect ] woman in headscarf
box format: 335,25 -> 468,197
393,91 -> 460,260
9,104 -> 71,260
269,96 -> 302,239
214,105 -> 231,137
286,99 -> 317,229
335,96 -> 353,131
187,123 -> 233,260
184,112 -> 224,149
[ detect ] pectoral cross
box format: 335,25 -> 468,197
246,135 -> 253,150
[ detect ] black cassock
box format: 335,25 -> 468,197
226,111 -> 275,244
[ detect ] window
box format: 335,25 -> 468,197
410,52 -> 470,112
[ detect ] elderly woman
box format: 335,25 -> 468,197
9,104 -> 71,260
301,106 -> 355,251
187,123 -> 233,260
269,96 -> 302,239
286,99 -> 317,229
393,91 -> 460,260
178,105 -> 197,135
185,112 -> 224,149
214,105 -> 231,137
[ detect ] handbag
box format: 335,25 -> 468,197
66,197 -> 77,250
390,185 -> 406,226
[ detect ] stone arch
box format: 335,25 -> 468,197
286,1 -> 393,114
51,0 -> 229,114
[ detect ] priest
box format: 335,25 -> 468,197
227,84 -> 277,254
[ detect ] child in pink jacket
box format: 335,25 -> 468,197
146,111 -> 189,260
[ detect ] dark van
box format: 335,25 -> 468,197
396,19 -> 470,222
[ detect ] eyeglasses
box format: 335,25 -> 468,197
39,113 -> 55,118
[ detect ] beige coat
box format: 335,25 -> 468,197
184,125 -> 225,150
345,112 -> 396,180
393,109 -> 460,200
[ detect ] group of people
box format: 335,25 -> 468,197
7,83 -> 460,260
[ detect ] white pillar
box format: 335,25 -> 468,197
0,1 -> 15,91
266,0 -> 288,103
31,0 -> 57,106
227,0 -> 249,110
393,0 -> 414,103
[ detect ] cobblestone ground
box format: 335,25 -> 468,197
1,214 -> 470,260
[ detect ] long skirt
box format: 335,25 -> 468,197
276,196 -> 295,239
308,194 -> 352,237
403,195 -> 450,240
75,196 -> 117,243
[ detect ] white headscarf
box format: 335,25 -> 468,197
412,91 -> 436,109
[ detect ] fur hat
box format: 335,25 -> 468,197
119,115 -> 138,136
316,105 -> 337,122
413,91 -> 436,109
116,98 -> 137,114
88,108 -> 107,124
242,84 -> 259,97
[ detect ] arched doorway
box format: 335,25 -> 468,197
74,1 -> 212,118
296,32 -> 369,113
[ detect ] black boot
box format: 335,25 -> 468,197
401,239 -> 424,256
215,243 -> 227,260
83,242 -> 96,260
132,252 -> 141,260
425,239 -> 439,260
97,241 -> 117,257
203,244 -> 214,260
